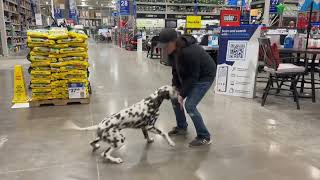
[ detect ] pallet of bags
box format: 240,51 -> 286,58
27,29 -> 54,101
27,28 -> 91,105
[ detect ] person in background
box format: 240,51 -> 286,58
288,21 -> 296,28
158,28 -> 216,147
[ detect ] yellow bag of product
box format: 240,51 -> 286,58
48,28 -> 69,40
51,58 -> 58,63
32,92 -> 53,100
58,57 -> 84,62
68,30 -> 88,40
31,61 -> 51,67
30,83 -> 51,89
60,47 -> 86,54
68,78 -> 89,83
32,47 -> 51,53
30,70 -> 51,75
27,29 -> 49,38
51,67 -> 60,73
49,44 -> 69,49
31,74 -> 51,79
27,37 -> 55,45
65,61 -> 89,67
51,80 -> 68,87
51,73 -> 64,80
50,48 -> 60,54
28,43 -> 49,48
65,74 -> 87,79
56,38 -> 84,44
31,79 -> 51,84
67,70 -> 87,75
68,42 -> 88,48
30,55 -> 51,62
32,88 -> 51,93
50,62 -> 64,68
31,66 -> 51,71
50,52 -> 88,58
52,88 -> 68,94
52,94 -> 69,99
30,51 -> 50,56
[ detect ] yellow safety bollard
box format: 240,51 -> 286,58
12,65 -> 29,103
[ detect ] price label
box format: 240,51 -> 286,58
68,87 -> 87,99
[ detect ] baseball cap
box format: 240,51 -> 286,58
157,28 -> 178,48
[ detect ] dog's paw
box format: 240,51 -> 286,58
147,138 -> 154,144
169,141 -> 176,147
113,158 -> 123,164
92,144 -> 100,152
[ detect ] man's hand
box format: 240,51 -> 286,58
178,95 -> 184,110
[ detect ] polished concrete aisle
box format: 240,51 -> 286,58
1,43 -> 320,180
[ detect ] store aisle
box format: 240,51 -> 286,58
1,44 -> 320,180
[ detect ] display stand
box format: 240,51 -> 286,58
215,25 -> 260,98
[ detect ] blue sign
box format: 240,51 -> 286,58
112,12 -> 118,17
269,0 -> 279,13
216,25 -> 260,98
119,0 -> 130,16
54,8 -> 62,19
228,0 -> 238,6
218,25 -> 258,66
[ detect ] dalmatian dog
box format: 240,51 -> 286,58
65,85 -> 178,164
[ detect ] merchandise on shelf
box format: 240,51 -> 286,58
27,28 -> 90,101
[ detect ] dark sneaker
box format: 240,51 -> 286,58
168,127 -> 187,136
189,137 -> 212,147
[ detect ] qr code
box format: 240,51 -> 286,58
226,41 -> 247,61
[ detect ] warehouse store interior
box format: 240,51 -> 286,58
0,0 -> 320,180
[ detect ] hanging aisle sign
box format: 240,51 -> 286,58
215,25 -> 260,98
119,0 -> 130,16
269,0 -> 279,13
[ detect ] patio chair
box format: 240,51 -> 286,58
258,38 -> 306,109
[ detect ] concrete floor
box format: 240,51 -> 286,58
1,43 -> 320,180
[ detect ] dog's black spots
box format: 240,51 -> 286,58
129,108 -> 133,111
121,139 -> 124,143
125,110 -> 128,113
121,117 -> 125,120
115,114 -> 121,119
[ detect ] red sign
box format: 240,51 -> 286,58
220,10 -> 241,27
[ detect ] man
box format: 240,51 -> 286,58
158,28 -> 217,147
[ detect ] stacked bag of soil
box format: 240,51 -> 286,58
27,27 -> 90,101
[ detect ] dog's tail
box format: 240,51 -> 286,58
63,120 -> 98,131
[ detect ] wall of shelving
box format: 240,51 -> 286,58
136,0 -> 232,19
77,6 -> 113,28
0,0 -> 36,56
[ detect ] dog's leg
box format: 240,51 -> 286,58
142,127 -> 154,143
101,146 -> 123,164
148,127 -> 175,147
90,137 -> 101,152
101,129 -> 125,164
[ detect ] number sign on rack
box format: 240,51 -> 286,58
119,0 -> 130,16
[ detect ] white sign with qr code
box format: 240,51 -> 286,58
226,41 -> 248,61
68,87 -> 87,99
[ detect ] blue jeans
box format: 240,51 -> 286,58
171,81 -> 213,139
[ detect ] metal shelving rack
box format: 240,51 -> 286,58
250,0 -> 299,26
136,0 -> 229,19
0,0 -> 35,56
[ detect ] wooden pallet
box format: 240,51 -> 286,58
30,97 -> 90,107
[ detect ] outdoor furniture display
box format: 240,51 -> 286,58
259,38 -> 306,109
279,47 -> 320,102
